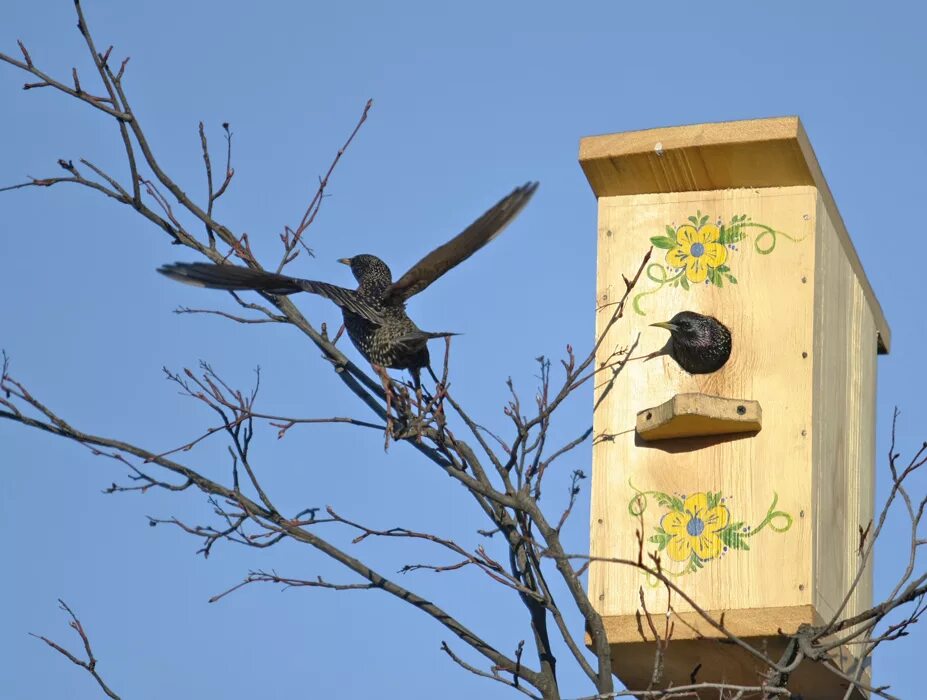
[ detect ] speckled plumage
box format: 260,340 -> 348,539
158,182 -> 538,381
651,311 -> 732,374
336,254 -> 446,372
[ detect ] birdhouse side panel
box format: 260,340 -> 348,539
811,192 -> 877,624
590,187 -> 817,628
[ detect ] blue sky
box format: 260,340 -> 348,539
1,1 -> 925,698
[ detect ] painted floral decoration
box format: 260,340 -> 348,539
631,211 -> 804,315
658,492 -> 729,562
628,483 -> 793,577
663,221 -> 728,286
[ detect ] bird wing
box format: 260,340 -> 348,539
382,181 -> 538,304
157,262 -> 386,324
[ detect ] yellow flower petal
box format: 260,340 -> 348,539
701,505 -> 730,534
682,493 -> 711,515
699,224 -> 720,243
665,246 -> 688,268
666,534 -> 692,562
674,224 -> 698,249
685,257 -> 709,283
661,510 -> 689,537
691,532 -> 724,560
701,242 -> 728,268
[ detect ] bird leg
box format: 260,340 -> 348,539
332,323 -> 346,345
418,337 -> 452,434
373,363 -> 397,448
409,368 -> 426,425
428,378 -> 448,438
374,364 -> 394,418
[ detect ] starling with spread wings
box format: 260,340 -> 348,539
159,182 -> 538,385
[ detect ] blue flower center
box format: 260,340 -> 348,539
686,517 -> 705,537
690,242 -> 705,257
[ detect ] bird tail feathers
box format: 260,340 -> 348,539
158,262 -> 303,295
424,331 -> 461,339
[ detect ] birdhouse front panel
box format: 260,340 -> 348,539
590,186 -> 819,636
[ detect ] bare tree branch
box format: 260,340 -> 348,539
30,600 -> 122,700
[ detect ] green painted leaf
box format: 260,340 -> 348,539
665,225 -> 677,239
726,275 -> 738,284
726,229 -> 745,244
655,493 -> 685,512
648,530 -> 672,549
715,265 -> 730,273
680,276 -> 690,291
688,215 -> 699,225
706,491 -> 722,509
650,236 -> 677,249
718,523 -> 750,550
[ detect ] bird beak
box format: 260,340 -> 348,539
337,257 -> 352,266
650,321 -> 678,332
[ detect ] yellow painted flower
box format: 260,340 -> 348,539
661,493 -> 730,562
666,224 -> 728,284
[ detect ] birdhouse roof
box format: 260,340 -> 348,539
579,116 -> 890,353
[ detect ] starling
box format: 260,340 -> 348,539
649,311 -> 732,374
158,182 -> 538,385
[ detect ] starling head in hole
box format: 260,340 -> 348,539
650,311 -> 732,374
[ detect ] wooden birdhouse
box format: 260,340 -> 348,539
581,117 -> 889,698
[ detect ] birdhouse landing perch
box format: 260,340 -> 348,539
581,117 -> 888,698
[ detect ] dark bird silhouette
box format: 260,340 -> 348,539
650,311 -> 732,374
158,182 -> 538,386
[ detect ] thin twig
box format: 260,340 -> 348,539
30,600 -> 121,700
